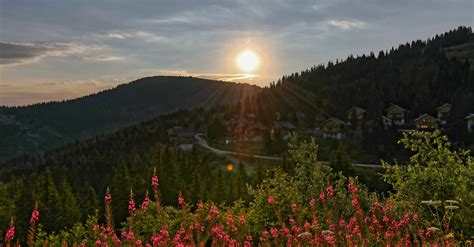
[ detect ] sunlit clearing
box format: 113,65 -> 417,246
236,50 -> 260,72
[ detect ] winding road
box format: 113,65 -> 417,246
194,134 -> 382,168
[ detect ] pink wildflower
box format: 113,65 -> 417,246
292,202 -> 297,212
319,192 -> 325,201
326,185 -> 334,197
141,192 -> 150,213
104,189 -> 112,203
5,224 -> 14,241
352,198 -> 359,207
29,202 -> 39,225
239,215 -> 246,224
347,182 -> 359,194
268,195 -> 274,205
129,198 -> 136,216
178,194 -> 184,206
309,198 -> 316,206
151,168 -> 159,188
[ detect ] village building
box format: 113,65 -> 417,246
385,105 -> 408,126
466,113 -> 474,133
178,143 -> 193,151
322,117 -> 346,139
347,107 -> 367,122
381,116 -> 393,129
414,114 -> 438,131
270,121 -> 296,140
168,127 -> 196,150
245,123 -> 266,141
436,103 -> 452,125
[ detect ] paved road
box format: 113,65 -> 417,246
195,134 -> 382,168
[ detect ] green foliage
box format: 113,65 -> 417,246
383,131 -> 474,237
0,76 -> 260,161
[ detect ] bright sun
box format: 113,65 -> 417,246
236,50 -> 260,72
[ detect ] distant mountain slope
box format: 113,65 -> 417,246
226,26 -> 474,155
0,76 -> 260,161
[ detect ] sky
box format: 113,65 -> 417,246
0,0 -> 472,106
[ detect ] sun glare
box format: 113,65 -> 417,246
236,50 -> 260,72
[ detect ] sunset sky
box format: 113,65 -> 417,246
1,0 -> 472,106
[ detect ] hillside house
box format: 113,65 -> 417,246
381,116 -> 393,129
246,123 -> 266,141
385,105 -> 408,126
227,118 -> 248,140
270,121 -> 296,140
322,117 -> 346,139
466,113 -> 474,133
347,107 -> 367,122
436,103 -> 452,125
414,114 -> 438,131
168,127 -> 195,150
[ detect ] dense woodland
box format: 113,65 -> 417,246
0,77 -> 259,161
1,27 -> 474,243
220,26 -> 474,157
0,111 -> 276,239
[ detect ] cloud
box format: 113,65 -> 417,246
158,69 -> 258,82
81,55 -> 125,62
0,42 -> 101,66
103,31 -> 164,43
328,19 -> 366,30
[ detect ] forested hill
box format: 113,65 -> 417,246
278,26 -> 474,120
0,76 -> 260,161
0,109 -> 259,238
237,27 -> 473,138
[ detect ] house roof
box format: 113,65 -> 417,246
347,107 -> 367,114
322,117 -> 346,126
466,113 -> 474,120
175,128 -> 196,138
274,121 -> 296,130
385,104 -> 408,113
414,114 -> 436,122
249,122 -> 266,130
436,103 -> 452,112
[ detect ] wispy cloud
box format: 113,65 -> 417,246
0,42 -> 98,66
81,55 -> 125,62
103,31 -> 164,43
0,42 -> 111,67
328,19 -> 366,30
158,69 -> 258,82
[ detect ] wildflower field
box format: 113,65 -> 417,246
2,131 -> 473,246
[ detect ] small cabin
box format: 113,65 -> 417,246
436,103 -> 452,125
385,105 -> 408,126
270,121 -> 296,140
466,114 -> 474,133
414,114 -> 438,131
381,116 -> 393,129
347,107 -> 367,121
246,123 -> 266,141
322,118 -> 346,139
179,143 -> 193,151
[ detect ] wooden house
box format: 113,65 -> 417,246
322,117 -> 346,139
245,123 -> 266,141
436,103 -> 452,125
466,113 -> 474,133
381,116 -> 393,129
270,121 -> 296,140
385,105 -> 408,126
414,114 -> 438,131
347,107 -> 367,121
